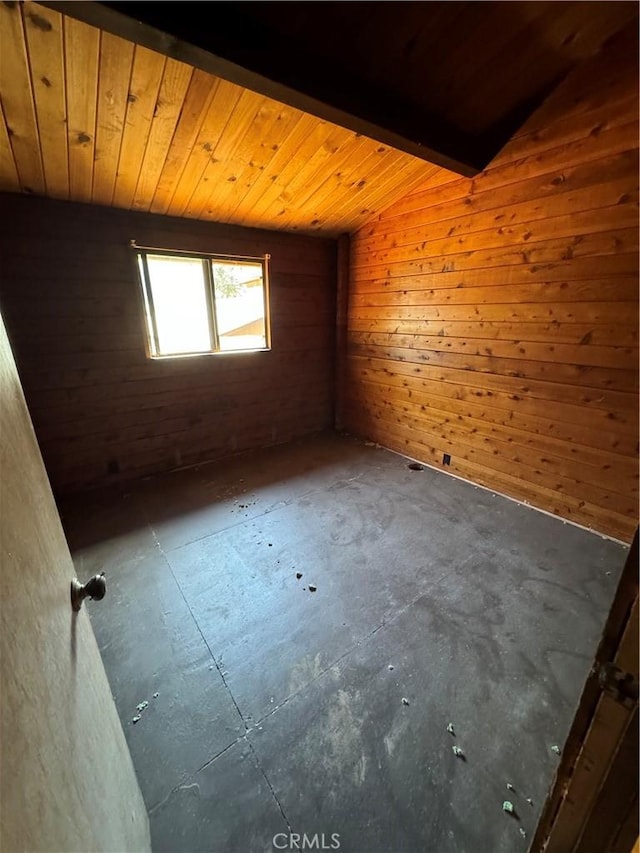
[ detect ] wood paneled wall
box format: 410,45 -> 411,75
345,29 -> 639,542
0,195 -> 336,494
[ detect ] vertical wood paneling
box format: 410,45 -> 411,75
261,127 -> 363,229
0,102 -> 19,192
0,1 -> 44,194
131,58 -> 193,211
164,78 -> 241,218
92,32 -> 134,206
149,68 -> 217,215
64,17 -> 100,203
210,102 -> 303,224
232,112 -> 327,225
182,89 -> 272,219
345,37 -> 639,542
112,45 -> 166,209
0,194 -> 336,495
22,2 -> 68,199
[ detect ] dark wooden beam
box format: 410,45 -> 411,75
42,0 -> 487,177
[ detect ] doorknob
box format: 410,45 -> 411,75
70,572 -> 106,611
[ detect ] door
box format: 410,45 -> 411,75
0,314 -> 150,852
531,531 -> 639,852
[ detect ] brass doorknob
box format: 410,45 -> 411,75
70,572 -> 106,611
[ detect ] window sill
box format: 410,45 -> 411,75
147,347 -> 271,360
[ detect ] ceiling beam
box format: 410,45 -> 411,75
42,0 -> 488,177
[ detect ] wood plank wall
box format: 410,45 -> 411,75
345,28 -> 639,542
0,195 -> 336,494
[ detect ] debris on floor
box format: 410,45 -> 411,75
519,828 -> 527,839
526,798 -> 533,806
136,700 -> 149,713
446,722 -> 455,735
388,665 -> 394,671
401,697 -> 410,706
407,462 -> 424,471
364,441 -> 376,447
452,746 -> 464,758
153,692 -> 159,699
502,801 -> 514,815
308,585 -> 317,592
551,744 -> 562,755
296,572 -> 302,579
506,783 -> 515,792
132,715 -> 141,724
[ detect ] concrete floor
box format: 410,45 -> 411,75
60,431 -> 628,853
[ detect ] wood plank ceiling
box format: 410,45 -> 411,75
0,1 -> 440,237
97,0 -> 638,174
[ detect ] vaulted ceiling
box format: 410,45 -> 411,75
0,2 -> 441,236
0,1 -> 636,237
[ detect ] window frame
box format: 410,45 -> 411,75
133,243 -> 271,359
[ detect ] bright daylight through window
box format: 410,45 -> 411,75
135,248 -> 269,357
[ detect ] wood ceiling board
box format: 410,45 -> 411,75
336,165 -> 443,236
304,147 -> 416,234
43,0 -> 482,175
226,112 -> 321,227
232,116 -> 352,228
266,123 -> 359,220
131,58 -> 193,212
23,3 -> 68,199
163,77 -> 242,219
0,3 -> 440,235
119,0 -> 632,165
336,160 -> 441,236
273,134 -> 374,231
0,2 -> 45,194
148,68 -> 217,216
112,45 -> 166,210
92,31 -> 134,206
64,17 -> 100,203
203,102 -> 303,225
190,99 -> 300,224
181,88 -> 275,220
0,103 -> 20,193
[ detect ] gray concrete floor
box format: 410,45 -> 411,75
60,431 -> 628,853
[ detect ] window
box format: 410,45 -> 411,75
134,245 -> 270,358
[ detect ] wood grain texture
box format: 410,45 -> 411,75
0,7 -> 434,236
0,1 -> 45,194
22,2 -> 68,199
64,16 -> 99,203
0,101 -> 19,192
0,194 -> 336,494
345,32 -> 639,542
